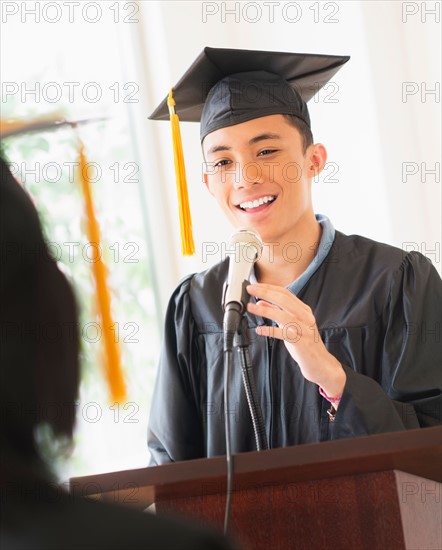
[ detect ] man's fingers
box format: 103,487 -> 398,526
247,283 -> 311,316
248,300 -> 313,328
255,323 -> 304,343
248,300 -> 286,325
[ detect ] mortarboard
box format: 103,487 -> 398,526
149,47 -> 350,254
0,116 -> 104,139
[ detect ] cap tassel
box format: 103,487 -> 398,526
78,142 -> 126,403
167,89 -> 195,255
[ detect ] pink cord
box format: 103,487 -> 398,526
319,386 -> 342,404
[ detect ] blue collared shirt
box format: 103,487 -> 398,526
288,213 -> 335,295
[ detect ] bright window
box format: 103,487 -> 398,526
1,2 -> 160,478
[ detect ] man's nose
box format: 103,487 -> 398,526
232,160 -> 264,190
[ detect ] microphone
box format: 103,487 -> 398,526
222,228 -> 263,349
221,227 -> 269,460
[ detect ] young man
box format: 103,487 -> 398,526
148,47 -> 441,465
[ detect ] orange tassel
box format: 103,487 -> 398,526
167,89 -> 195,255
78,142 -> 126,402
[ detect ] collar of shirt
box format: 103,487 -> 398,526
288,213 -> 335,295
249,213 -> 335,297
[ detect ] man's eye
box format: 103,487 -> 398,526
214,159 -> 231,168
258,149 -> 278,156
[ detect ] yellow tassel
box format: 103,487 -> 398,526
78,142 -> 126,403
167,89 -> 195,256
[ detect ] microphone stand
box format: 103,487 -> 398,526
222,281 -> 268,534
223,281 -> 268,452
234,314 -> 268,452
222,230 -> 266,533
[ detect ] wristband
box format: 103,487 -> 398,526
319,386 -> 342,404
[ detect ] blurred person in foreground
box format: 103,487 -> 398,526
0,153 -> 234,550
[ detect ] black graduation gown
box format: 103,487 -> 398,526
148,231 -> 442,465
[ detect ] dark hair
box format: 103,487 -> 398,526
283,114 -> 314,153
201,114 -> 314,161
0,155 -> 80,472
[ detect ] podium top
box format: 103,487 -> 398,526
70,426 -> 441,509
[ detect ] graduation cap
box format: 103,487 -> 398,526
149,47 -> 350,255
0,115 -> 105,139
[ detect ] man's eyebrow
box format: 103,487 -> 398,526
249,133 -> 282,144
206,145 -> 231,155
206,133 -> 282,155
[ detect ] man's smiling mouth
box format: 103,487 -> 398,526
238,195 -> 276,211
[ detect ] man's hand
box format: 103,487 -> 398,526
246,283 -> 346,400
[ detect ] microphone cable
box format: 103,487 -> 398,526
223,347 -> 233,535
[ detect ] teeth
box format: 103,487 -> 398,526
240,195 -> 275,210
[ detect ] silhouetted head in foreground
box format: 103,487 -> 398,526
0,153 -> 79,478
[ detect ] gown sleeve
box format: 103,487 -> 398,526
147,275 -> 205,465
331,251 -> 442,439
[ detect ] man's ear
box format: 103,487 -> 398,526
203,170 -> 214,196
306,143 -> 327,179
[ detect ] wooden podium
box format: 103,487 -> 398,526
70,426 -> 442,549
